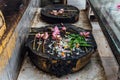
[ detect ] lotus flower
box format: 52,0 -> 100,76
35,33 -> 41,38
56,35 -> 62,41
80,32 -> 90,37
53,26 -> 60,34
52,10 -> 57,13
41,33 -> 44,38
61,23 -> 66,35
62,26 -> 66,31
52,10 -> 58,15
60,9 -> 64,12
54,12 -> 58,15
42,32 -> 49,53
36,33 -> 45,51
52,32 -> 57,39
52,26 -> 61,39
33,33 -> 41,50
58,9 -> 64,14
58,10 -> 63,14
43,32 -> 49,40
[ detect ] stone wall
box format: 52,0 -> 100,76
0,0 -> 40,80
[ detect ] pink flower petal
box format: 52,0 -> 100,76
60,9 -> 64,11
62,26 -> 66,31
35,33 -> 41,38
86,32 -> 90,35
52,10 -> 57,13
41,33 -> 44,37
117,4 -> 120,9
58,10 -> 63,14
80,32 -> 90,37
52,32 -> 57,39
80,32 -> 83,36
43,32 -> 49,40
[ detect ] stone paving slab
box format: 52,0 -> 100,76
17,8 -> 106,80
17,52 -> 106,80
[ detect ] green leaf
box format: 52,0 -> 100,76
68,33 -> 91,49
